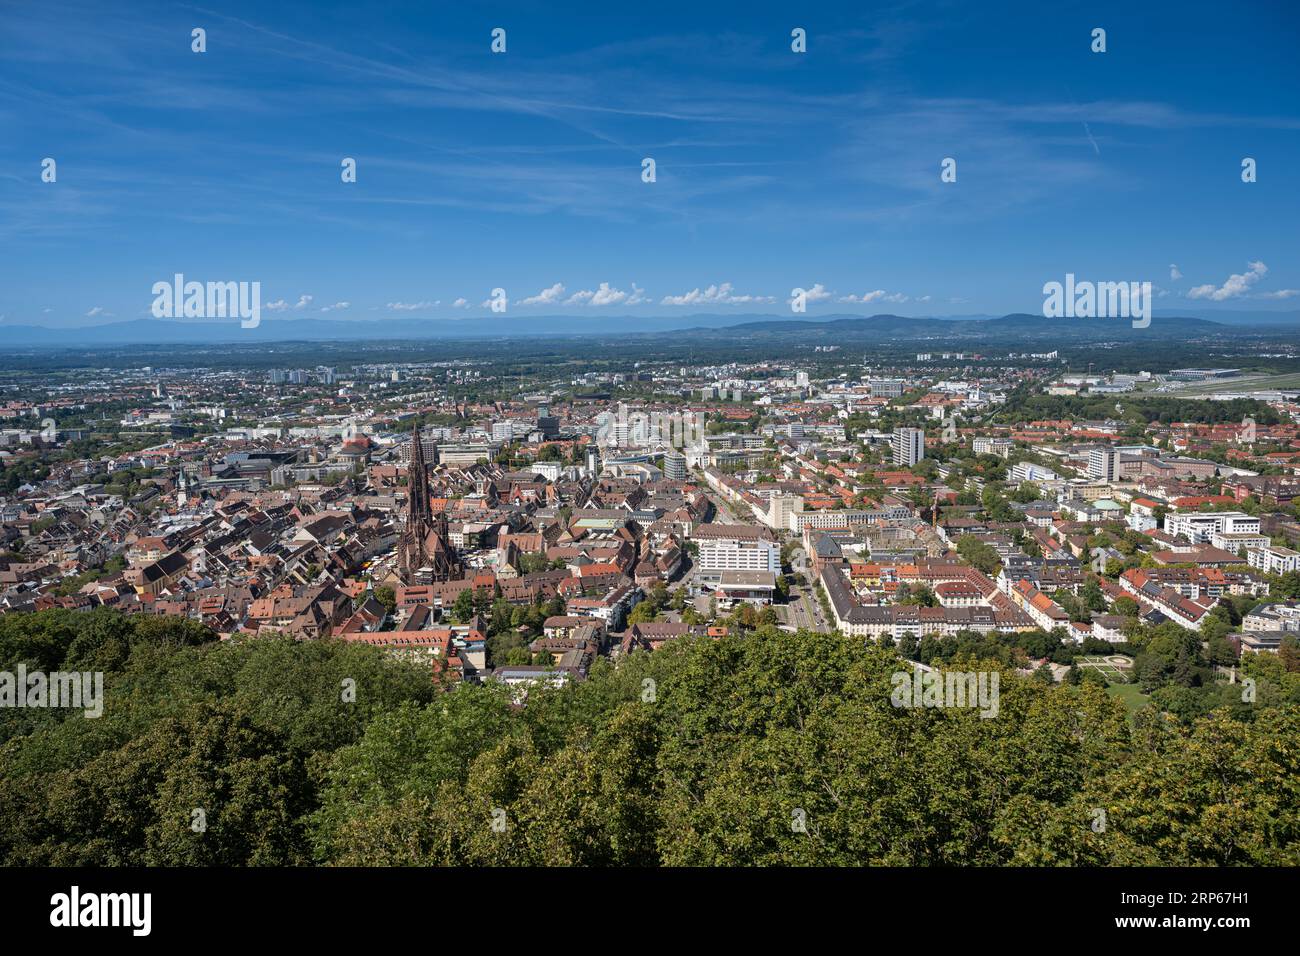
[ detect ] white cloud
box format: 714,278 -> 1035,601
265,294 -> 314,312
517,283 -> 566,306
660,282 -> 773,306
796,283 -> 834,304
451,297 -> 470,309
838,290 -> 909,304
86,306 -> 108,317
564,282 -> 646,307
1188,261 -> 1267,301
320,301 -> 351,312
1169,264 -> 1183,280
386,301 -> 438,311
1259,289 -> 1300,299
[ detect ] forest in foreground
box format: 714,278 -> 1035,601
0,609 -> 1297,866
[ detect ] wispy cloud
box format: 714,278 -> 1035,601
265,294 -> 314,312
838,290 -> 909,304
660,282 -> 772,306
517,283 -> 566,306
565,282 -> 647,306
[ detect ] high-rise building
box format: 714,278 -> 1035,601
663,450 -> 687,480
892,427 -> 925,467
1087,447 -> 1122,482
400,432 -> 438,464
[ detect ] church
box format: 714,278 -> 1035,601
399,425 -> 462,585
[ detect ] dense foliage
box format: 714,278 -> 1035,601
1,609 -> 1297,866
993,393 -> 1279,428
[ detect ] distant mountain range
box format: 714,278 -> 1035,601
2,309 -> 1296,349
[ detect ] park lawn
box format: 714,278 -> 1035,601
1106,681 -> 1150,715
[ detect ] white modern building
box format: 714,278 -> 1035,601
1163,511 -> 1261,544
1010,462 -> 1060,483
1248,545 -> 1300,575
694,525 -> 780,583
662,450 -> 687,481
892,427 -> 925,467
1087,447 -> 1122,482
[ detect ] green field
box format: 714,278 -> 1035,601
1153,371 -> 1300,396
1105,682 -> 1150,715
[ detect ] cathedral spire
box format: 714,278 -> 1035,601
408,423 -> 431,526
399,424 -> 461,584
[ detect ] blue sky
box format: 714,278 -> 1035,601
1,0 -> 1298,328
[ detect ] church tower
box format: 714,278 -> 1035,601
399,425 -> 462,584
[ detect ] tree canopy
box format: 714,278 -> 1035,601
1,608 -> 1296,866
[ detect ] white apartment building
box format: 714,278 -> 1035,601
757,493 -> 803,531
892,427 -> 925,467
973,436 -> 1015,458
1243,601 -> 1300,633
794,506 -> 912,532
1211,530 -> 1270,555
1248,545 -> 1300,575
1009,461 -> 1060,483
532,461 -> 562,482
1087,447 -> 1122,482
1163,511 -> 1261,544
